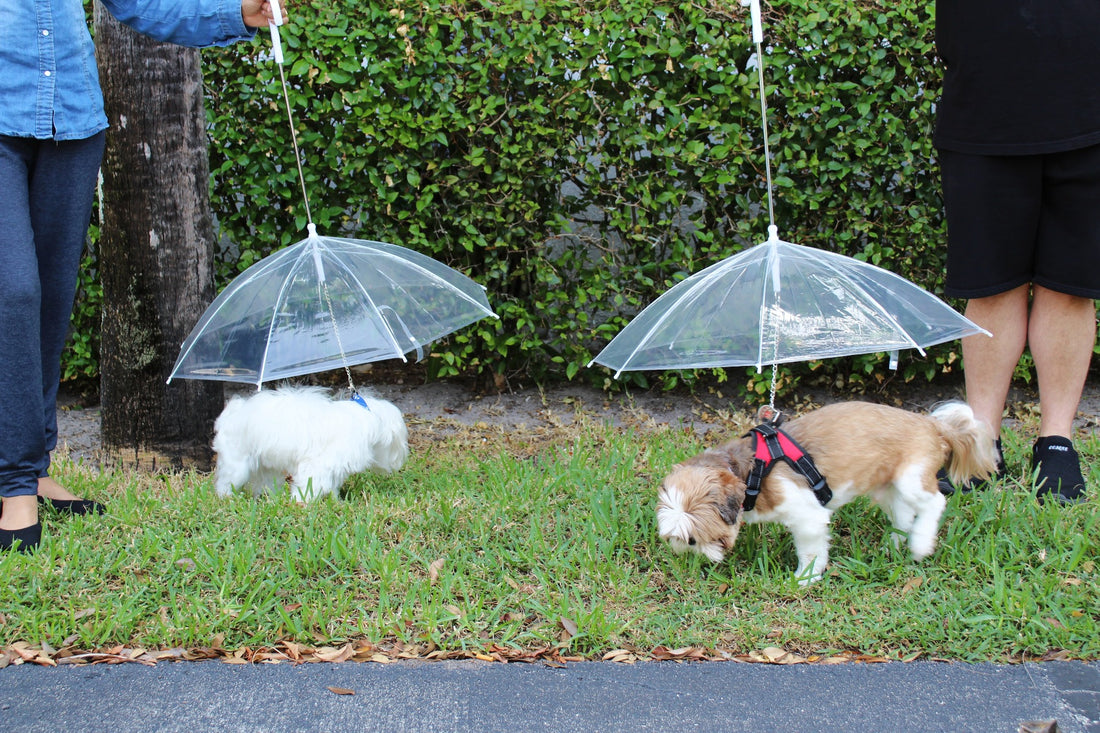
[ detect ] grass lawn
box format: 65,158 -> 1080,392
1,400 -> 1096,666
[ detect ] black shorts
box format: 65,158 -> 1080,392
939,143 -> 1100,299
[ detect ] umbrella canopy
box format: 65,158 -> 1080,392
168,224 -> 497,387
590,226 -> 988,379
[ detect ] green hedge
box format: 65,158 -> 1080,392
72,0 -> 961,395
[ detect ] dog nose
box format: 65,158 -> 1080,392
687,537 -> 696,546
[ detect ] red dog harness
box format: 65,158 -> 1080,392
744,422 -> 832,511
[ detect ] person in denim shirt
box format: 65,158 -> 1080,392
0,0 -> 285,551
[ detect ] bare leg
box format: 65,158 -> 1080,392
961,285 -> 1031,435
1028,286 -> 1097,438
0,494 -> 38,531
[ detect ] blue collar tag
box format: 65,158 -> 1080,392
351,392 -> 370,410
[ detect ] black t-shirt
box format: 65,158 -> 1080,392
934,0 -> 1100,155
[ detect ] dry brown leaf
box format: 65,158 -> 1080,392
753,647 -> 805,665
901,577 -> 924,594
283,603 -> 303,613
315,644 -> 355,663
857,655 -> 892,664
651,646 -> 707,661
428,558 -> 445,584
175,558 -> 197,572
559,617 -> 578,639
280,641 -> 305,661
1018,721 -> 1059,733
327,686 -> 355,696
818,655 -> 851,665
10,644 -> 37,662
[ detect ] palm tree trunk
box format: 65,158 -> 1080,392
94,3 -> 223,469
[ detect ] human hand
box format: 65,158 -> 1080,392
241,0 -> 288,28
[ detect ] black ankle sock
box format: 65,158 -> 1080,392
1032,436 -> 1086,504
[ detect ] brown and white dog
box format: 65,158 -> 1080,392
656,401 -> 997,584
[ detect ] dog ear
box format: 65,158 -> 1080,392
718,493 -> 742,525
716,436 -> 755,481
711,469 -> 747,526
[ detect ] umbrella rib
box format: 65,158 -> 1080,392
809,248 -> 925,355
169,255 -> 294,384
668,258 -> 756,336
257,253 -> 314,386
319,250 -> 409,363
332,239 -> 496,318
601,257 -> 749,376
325,244 -> 495,344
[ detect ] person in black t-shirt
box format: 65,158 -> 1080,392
934,0 -> 1098,504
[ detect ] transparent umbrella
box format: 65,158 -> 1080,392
590,223 -> 986,378
168,223 -> 496,388
168,0 -> 496,389
589,0 -> 987,409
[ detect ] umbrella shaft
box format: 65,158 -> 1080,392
755,39 -> 775,229
276,61 -> 313,225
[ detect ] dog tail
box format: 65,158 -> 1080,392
930,402 -> 998,486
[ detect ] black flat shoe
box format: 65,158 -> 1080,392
0,522 -> 42,552
938,438 -> 1006,495
37,496 -> 106,515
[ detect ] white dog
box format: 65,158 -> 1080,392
656,401 -> 998,584
212,385 -> 408,501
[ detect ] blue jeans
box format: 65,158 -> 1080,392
0,133 -> 105,498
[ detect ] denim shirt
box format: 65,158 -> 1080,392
0,0 -> 255,140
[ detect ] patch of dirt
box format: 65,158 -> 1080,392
55,374 -> 1100,467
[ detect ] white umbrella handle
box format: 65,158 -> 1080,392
268,0 -> 284,65
745,0 -> 764,44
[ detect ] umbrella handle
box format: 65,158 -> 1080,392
268,0 -> 284,65
744,0 -> 764,44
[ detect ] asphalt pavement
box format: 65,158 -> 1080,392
1,658 -> 1097,732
